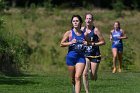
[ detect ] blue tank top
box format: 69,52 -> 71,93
68,29 -> 85,53
83,27 -> 100,56
112,30 -> 123,46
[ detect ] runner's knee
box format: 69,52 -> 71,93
83,73 -> 88,78
75,75 -> 81,82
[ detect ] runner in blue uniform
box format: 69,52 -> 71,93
110,21 -> 127,73
81,13 -> 105,93
60,15 -> 87,93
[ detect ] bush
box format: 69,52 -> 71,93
0,0 -> 5,12
0,16 -> 32,76
122,41 -> 136,70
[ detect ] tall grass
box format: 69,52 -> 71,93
0,16 -> 32,75
1,8 -> 140,74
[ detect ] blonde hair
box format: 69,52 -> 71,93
85,13 -> 94,20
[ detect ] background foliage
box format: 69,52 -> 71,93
0,0 -> 140,75
1,0 -> 140,9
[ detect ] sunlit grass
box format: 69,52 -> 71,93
2,8 -> 140,72
0,71 -> 140,93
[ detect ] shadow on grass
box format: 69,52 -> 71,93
0,73 -> 40,85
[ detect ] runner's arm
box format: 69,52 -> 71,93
110,30 -> 113,41
120,29 -> 128,39
60,31 -> 76,47
60,31 -> 72,47
92,27 -> 105,46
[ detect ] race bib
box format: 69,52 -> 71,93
74,43 -> 85,53
84,45 -> 94,56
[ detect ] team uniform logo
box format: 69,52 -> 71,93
73,39 -> 85,53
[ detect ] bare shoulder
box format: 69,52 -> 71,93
120,29 -> 124,33
94,27 -> 101,34
66,30 -> 71,34
94,27 -> 104,39
81,26 -> 85,31
64,30 -> 71,36
110,29 -> 114,33
94,27 -> 99,31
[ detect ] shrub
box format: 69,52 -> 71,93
0,16 -> 32,76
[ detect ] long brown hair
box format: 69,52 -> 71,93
114,21 -> 121,29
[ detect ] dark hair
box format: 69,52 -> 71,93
114,21 -> 121,29
71,15 -> 83,24
85,13 -> 94,20
71,15 -> 83,29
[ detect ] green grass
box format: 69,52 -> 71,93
2,8 -> 140,72
0,6 -> 140,93
1,8 -> 140,93
0,71 -> 140,93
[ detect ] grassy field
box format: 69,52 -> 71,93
0,7 -> 140,93
2,8 -> 140,72
0,71 -> 140,93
